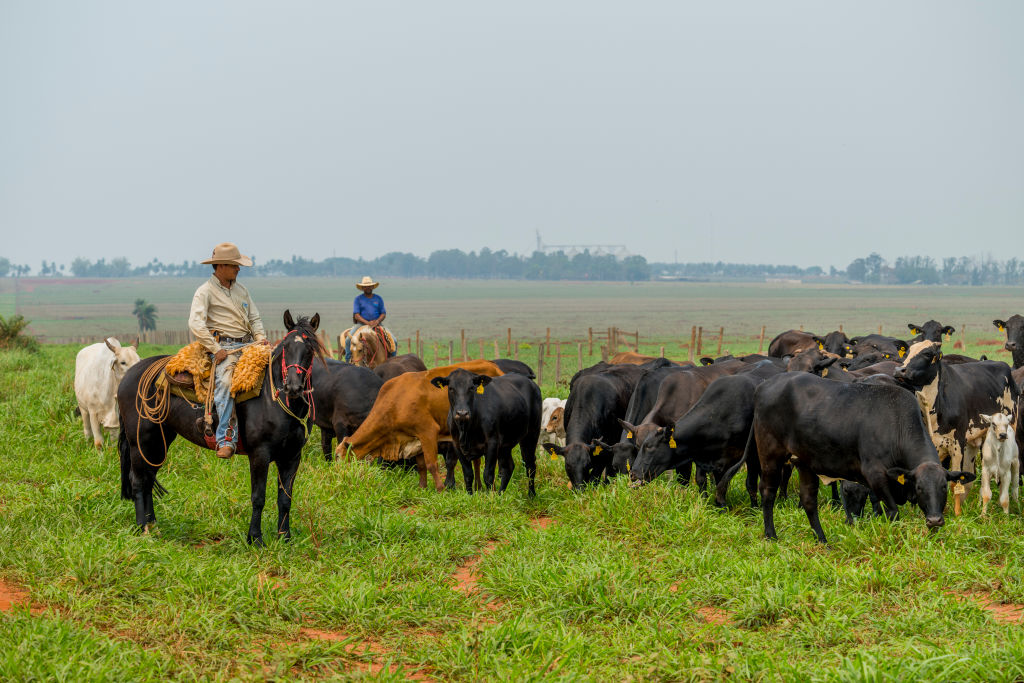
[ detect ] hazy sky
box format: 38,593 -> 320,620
2,2 -> 1021,269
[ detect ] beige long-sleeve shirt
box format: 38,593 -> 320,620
188,276 -> 267,353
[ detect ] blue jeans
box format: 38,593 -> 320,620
211,341 -> 245,449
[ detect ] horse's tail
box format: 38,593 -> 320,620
118,413 -> 132,501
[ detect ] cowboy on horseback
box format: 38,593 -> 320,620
344,276 -> 397,364
188,242 -> 269,459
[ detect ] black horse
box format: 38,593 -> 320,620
117,311 -> 325,545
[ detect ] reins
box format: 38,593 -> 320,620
270,329 -> 318,437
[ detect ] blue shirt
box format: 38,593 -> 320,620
353,293 -> 386,322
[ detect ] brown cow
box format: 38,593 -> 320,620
609,350 -> 690,367
338,360 -> 505,490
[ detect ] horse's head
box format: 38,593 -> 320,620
350,326 -> 386,368
279,310 -> 325,400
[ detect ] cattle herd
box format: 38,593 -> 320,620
75,316 -> 1024,544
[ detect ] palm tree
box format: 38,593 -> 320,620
132,298 -> 158,334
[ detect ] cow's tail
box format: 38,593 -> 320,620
118,415 -> 132,501
723,424 -> 757,484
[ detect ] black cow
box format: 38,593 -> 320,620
893,341 -> 1019,512
994,315 -> 1024,369
373,354 -> 428,382
768,330 -> 850,358
431,369 -> 541,496
545,362 -> 653,488
908,320 -> 955,344
848,334 -> 909,360
309,360 -> 384,460
747,372 -> 975,543
492,358 -> 537,379
629,373 -> 767,507
840,481 -> 884,524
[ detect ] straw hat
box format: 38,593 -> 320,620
201,242 -> 253,267
356,276 -> 380,290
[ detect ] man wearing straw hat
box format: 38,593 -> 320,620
189,242 -> 268,459
344,276 -> 396,363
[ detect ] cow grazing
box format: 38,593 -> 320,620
993,315 -> 1024,369
373,354 -> 428,382
339,360 -> 504,490
541,398 -> 567,447
893,341 -> 1019,513
309,360 -> 384,459
431,369 -> 541,495
908,320 -> 955,344
767,330 -> 849,358
74,337 -> 141,449
979,413 -> 1019,515
629,373 -> 768,507
748,373 -> 975,543
545,361 -> 654,488
492,358 -> 537,379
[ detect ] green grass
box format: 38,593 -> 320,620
5,344 -> 1024,680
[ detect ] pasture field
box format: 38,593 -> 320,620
4,345 -> 1024,681
2,277 -> 1023,354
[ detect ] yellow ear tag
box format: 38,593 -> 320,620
954,482 -> 966,496
551,454 -> 558,461
884,354 -> 891,359
669,437 -> 677,448
999,325 -> 1005,331
476,384 -> 484,395
593,446 -> 603,456
898,348 -> 906,358
897,474 -> 906,485
626,460 -> 631,472
818,343 -> 824,351
627,431 -> 633,439
821,368 -> 829,377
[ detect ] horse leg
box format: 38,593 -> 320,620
321,426 -> 336,461
129,465 -> 150,531
247,455 -> 270,546
275,455 -> 301,541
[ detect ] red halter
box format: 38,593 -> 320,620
274,329 -> 315,419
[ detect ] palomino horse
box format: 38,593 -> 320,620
340,325 -> 392,368
116,311 -> 325,545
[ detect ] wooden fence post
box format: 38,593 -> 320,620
689,326 -> 696,362
449,341 -> 454,365
555,347 -> 561,384
407,337 -> 411,353
461,329 -> 467,362
838,324 -> 843,334
493,340 -> 499,358
546,328 -> 551,353
577,342 -> 583,373
514,342 -> 519,361
507,328 -> 512,355
696,326 -> 704,356
416,330 -> 420,358
878,324 -> 883,335
717,327 -> 724,356
758,325 -> 766,354
659,345 -> 665,358
537,344 -> 545,386
635,329 -> 639,352
478,338 -> 484,360
588,327 -> 593,356
433,342 -> 439,367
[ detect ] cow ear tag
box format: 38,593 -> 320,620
476,384 -> 485,395
999,324 -> 1005,331
669,437 -> 677,448
897,474 -> 906,485
954,482 -> 966,496
593,445 -> 603,456
627,431 -> 633,439
818,342 -> 824,351
899,348 -> 907,358
821,368 -> 829,377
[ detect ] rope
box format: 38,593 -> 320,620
134,357 -> 174,467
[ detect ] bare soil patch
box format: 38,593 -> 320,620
697,606 -> 733,626
530,515 -> 555,530
300,627 -> 430,680
453,541 -> 499,595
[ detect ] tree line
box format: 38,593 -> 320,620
2,251 -> 1021,285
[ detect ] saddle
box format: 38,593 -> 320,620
161,341 -> 271,404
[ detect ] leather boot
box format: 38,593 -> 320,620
216,444 -> 235,459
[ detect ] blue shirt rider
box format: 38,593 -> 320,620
345,276 -> 397,362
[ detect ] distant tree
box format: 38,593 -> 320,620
0,257 -> 9,278
132,299 -> 158,333
0,314 -> 39,352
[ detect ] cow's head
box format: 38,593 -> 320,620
544,406 -> 565,436
812,331 -> 851,356
887,464 -> 975,529
980,412 -> 1013,442
629,424 -> 681,485
786,347 -> 839,376
893,341 -> 941,387
431,369 -> 491,424
994,315 -> 1024,357
544,441 -> 604,489
908,320 -> 955,343
849,336 -> 909,360
105,337 -> 141,379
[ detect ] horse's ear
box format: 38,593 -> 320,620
283,309 -> 296,331
310,313 -> 320,332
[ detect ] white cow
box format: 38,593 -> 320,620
74,337 -> 141,449
979,413 -> 1019,515
540,397 -> 567,448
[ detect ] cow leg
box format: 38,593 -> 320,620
521,442 -> 538,498
460,455 -> 476,494
981,459 -> 992,516
419,433 -> 444,492
1000,469 -> 1011,514
275,454 -> 300,541
695,466 -> 709,495
415,454 -> 428,488
828,481 -> 842,509
321,426 -> 336,461
674,461 -> 693,486
497,449 -> 515,494
1012,458 -> 1021,511
778,463 -> 793,501
759,458 -> 784,540
863,468 -> 900,521
482,443 -> 499,491
247,455 -> 270,546
88,410 -> 105,450
797,468 -> 827,544
443,445 -> 460,490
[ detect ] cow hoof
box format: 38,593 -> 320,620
94,441 -> 104,450
248,535 -> 265,547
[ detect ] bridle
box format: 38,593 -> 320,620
270,329 -> 316,427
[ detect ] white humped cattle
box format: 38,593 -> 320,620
74,337 -> 141,449
979,412 -> 1019,515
